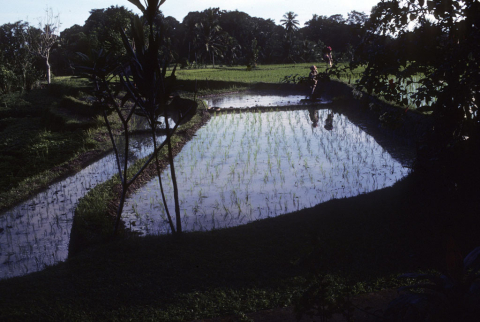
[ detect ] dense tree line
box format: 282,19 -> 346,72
59,6 -> 369,69
0,5 -> 371,91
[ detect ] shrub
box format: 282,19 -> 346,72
385,244 -> 480,321
0,66 -> 18,94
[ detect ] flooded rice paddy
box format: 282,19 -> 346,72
0,92 -> 416,280
0,134 -> 164,280
122,107 -> 414,235
205,91 -> 330,108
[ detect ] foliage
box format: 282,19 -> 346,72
0,21 -> 43,93
280,11 -> 300,63
0,66 -> 17,94
2,6 -> 374,79
79,0 -> 197,235
121,1 -> 196,234
294,274 -> 355,321
49,7 -> 370,73
281,73 -> 305,84
302,12 -> 368,58
0,78 -> 104,198
385,243 -> 480,321
193,8 -> 225,67
280,11 -> 300,34
246,38 -> 260,69
352,0 -> 480,146
53,6 -> 136,77
83,6 -> 135,56
223,35 -> 242,66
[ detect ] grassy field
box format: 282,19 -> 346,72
176,63 -> 427,111
176,63 -> 322,83
176,63 -> 361,85
0,77 -> 117,210
0,67 -> 478,320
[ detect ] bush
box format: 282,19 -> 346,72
0,66 -> 18,94
24,67 -> 43,91
385,244 -> 480,321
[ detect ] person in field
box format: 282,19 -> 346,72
308,65 -> 318,98
322,46 -> 333,67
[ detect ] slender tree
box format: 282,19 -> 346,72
280,11 -> 299,62
26,7 -> 60,84
223,35 -> 241,65
193,8 -> 225,67
280,11 -> 300,34
80,0 -> 197,235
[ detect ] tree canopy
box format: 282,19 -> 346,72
17,7 -> 369,74
353,0 -> 479,143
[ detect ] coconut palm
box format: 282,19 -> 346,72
280,11 -> 299,62
194,21 -> 225,67
280,11 -> 300,34
223,35 -> 241,66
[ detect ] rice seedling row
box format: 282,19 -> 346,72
0,134 -> 165,280
122,106 -> 413,235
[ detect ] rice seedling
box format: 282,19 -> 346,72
0,133 -> 164,279
120,102 -> 413,236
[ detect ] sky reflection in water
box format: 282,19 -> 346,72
0,134 -> 163,280
123,108 -> 414,235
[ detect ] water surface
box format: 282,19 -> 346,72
0,134 -> 164,280
122,107 -> 414,235
206,91 -> 330,108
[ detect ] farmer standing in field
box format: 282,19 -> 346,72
322,46 -> 333,67
308,65 -> 318,98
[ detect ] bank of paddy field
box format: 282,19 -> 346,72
0,66 -> 479,321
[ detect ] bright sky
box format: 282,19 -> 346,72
1,0 -> 380,31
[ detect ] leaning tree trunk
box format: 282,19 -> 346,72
151,125 -> 175,233
164,113 -> 182,233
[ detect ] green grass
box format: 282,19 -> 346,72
176,63 -> 431,113
173,63 -> 365,100
176,63 -> 360,85
0,77 -> 109,210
